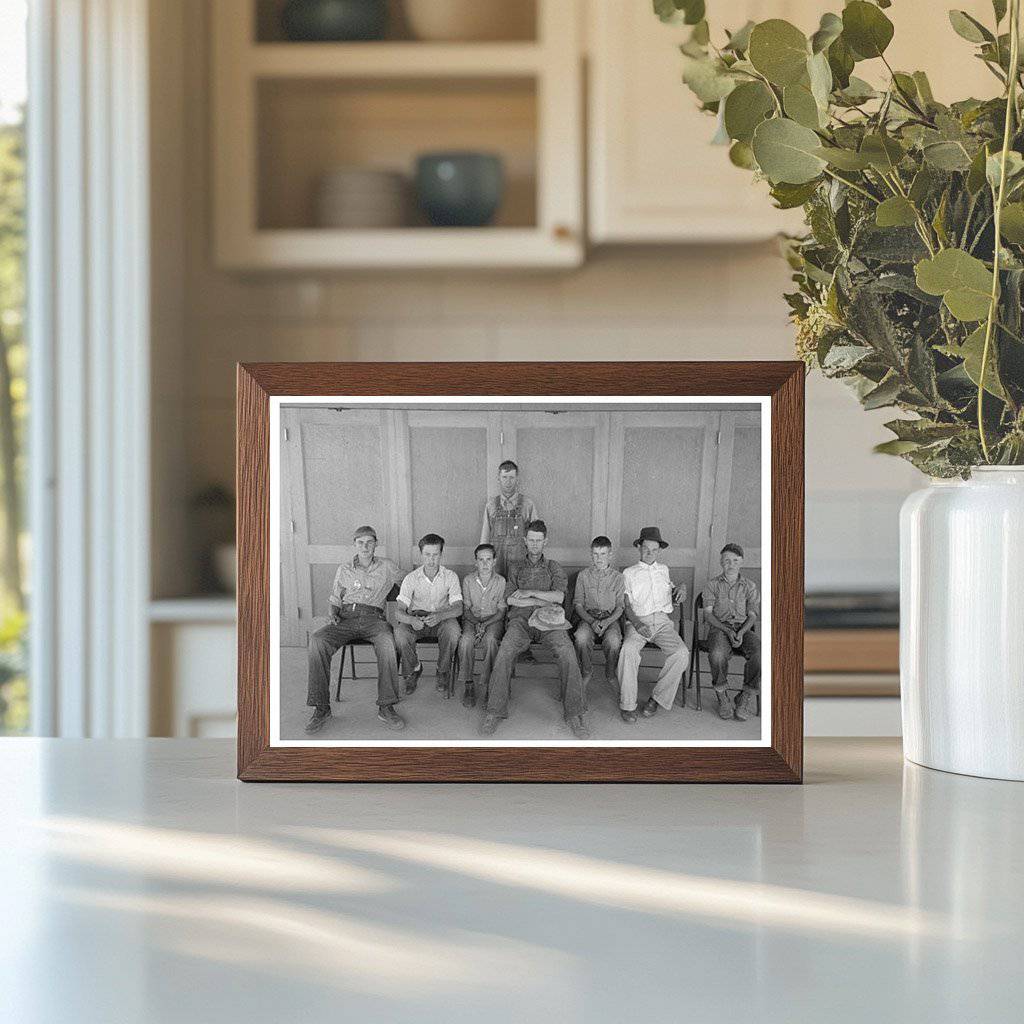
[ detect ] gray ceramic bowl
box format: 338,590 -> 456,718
280,0 -> 388,42
415,152 -> 505,227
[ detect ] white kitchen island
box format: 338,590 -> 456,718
1,738 -> 1020,1023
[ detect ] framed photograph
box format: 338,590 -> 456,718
237,361 -> 804,782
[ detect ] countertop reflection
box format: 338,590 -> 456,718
0,738 -> 1020,1023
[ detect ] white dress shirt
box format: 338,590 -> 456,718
396,565 -> 463,613
622,560 -> 674,616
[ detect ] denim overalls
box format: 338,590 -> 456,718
490,493 -> 528,577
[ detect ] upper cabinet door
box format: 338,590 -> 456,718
587,0 -> 1001,246
587,0 -> 818,244
588,1 -> 811,243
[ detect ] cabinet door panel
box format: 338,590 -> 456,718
589,0 -> 811,242
610,413 -> 718,599
281,407 -> 392,644
501,412 -> 606,567
709,412 -> 763,586
405,412 -> 494,570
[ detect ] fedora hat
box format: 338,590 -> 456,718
528,604 -> 570,632
633,526 -> 669,549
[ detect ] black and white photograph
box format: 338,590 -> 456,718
270,395 -> 770,746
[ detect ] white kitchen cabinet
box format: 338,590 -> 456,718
588,1 -> 813,243
587,0 -> 999,244
211,0 -> 584,269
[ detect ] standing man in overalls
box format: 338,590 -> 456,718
480,460 -> 539,579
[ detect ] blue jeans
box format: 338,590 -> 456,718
307,610 -> 400,709
486,617 -> 586,721
574,620 -> 622,682
457,620 -> 505,694
707,627 -> 761,692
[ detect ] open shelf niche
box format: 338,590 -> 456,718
212,0 -> 581,268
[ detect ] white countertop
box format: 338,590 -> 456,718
1,738 -> 1021,1023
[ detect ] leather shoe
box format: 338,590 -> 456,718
620,708 -> 638,724
716,691 -> 735,720
304,707 -> 331,734
567,715 -> 591,740
405,662 -> 422,695
480,713 -> 500,736
377,705 -> 406,730
641,697 -> 659,717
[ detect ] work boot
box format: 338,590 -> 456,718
404,662 -> 422,695
620,708 -> 638,724
567,715 -> 591,740
715,689 -> 734,720
304,707 -> 331,734
462,684 -> 476,708
734,690 -> 753,721
377,705 -> 406,730
480,713 -> 500,736
641,697 -> 659,717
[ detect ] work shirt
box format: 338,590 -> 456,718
703,572 -> 760,626
505,554 -> 568,621
574,566 -> 625,615
396,565 -> 462,614
480,491 -> 538,544
622,560 -> 675,617
462,572 -> 507,619
330,556 -> 403,610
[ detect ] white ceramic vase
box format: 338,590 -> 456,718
900,467 -> 1024,780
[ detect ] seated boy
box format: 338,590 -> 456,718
393,533 -> 463,698
701,543 -> 761,721
572,535 -> 625,689
456,543 -> 507,707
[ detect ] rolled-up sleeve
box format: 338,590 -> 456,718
396,571 -> 415,607
746,579 -> 761,619
330,565 -> 347,607
701,578 -> 718,612
447,571 -> 462,605
548,560 -> 567,597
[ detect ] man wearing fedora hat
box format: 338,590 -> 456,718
618,526 -> 689,723
305,524 -> 406,734
480,520 -> 589,740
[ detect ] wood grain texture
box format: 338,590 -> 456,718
236,361 -> 805,783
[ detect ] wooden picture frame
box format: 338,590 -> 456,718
237,362 -> 804,782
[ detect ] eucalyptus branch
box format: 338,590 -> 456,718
821,167 -> 880,204
979,0 -> 1021,462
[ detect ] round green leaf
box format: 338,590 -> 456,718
681,55 -> 736,103
860,133 -> 905,172
999,202 -> 1024,243
748,19 -> 809,87
723,81 -> 775,143
807,51 -> 833,109
948,10 -> 993,44
729,140 -> 758,170
811,12 -> 843,54
814,145 -> 871,170
875,196 -> 918,228
842,1 -> 894,59
783,83 -> 821,129
914,249 -> 994,322
752,117 -> 826,184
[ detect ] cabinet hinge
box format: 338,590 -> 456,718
283,427 -> 289,441
715,430 -> 721,445
290,519 -> 296,534
500,430 -> 504,445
